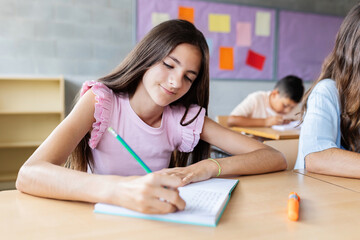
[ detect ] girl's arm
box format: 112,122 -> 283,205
305,148 -> 360,178
159,117 -> 287,185
296,80 -> 359,177
16,90 -> 185,214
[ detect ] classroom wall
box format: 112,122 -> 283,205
0,0 -> 357,119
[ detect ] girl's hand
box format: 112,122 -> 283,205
112,173 -> 186,214
157,159 -> 218,186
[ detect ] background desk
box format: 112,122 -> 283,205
2,171 -> 360,239
231,126 -> 300,140
295,169 -> 360,193
215,116 -> 299,140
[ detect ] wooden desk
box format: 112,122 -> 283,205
2,171 -> 360,239
295,169 -> 360,193
231,126 -> 300,140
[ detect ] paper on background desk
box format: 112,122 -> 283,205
272,120 -> 301,131
94,178 -> 238,227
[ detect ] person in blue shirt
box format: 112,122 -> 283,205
295,3 -> 360,178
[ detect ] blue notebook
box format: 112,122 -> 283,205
94,178 -> 238,227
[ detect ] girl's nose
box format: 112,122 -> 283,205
168,73 -> 182,88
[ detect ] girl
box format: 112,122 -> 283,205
295,3 -> 360,178
16,20 -> 286,214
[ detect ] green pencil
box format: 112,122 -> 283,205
107,127 -> 152,174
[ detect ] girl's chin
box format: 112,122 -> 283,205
150,97 -> 172,107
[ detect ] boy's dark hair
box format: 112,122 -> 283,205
275,75 -> 304,103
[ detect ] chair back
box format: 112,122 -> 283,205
216,115 -> 229,128
263,139 -> 299,170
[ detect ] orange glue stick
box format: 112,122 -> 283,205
288,192 -> 300,221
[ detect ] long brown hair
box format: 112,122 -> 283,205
66,19 -> 210,171
301,3 -> 360,152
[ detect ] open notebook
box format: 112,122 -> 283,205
94,178 -> 239,227
272,120 -> 301,131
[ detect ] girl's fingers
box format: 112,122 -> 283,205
137,173 -> 186,211
142,198 -> 179,214
151,184 -> 186,211
158,168 -> 194,181
163,171 -> 194,186
181,172 -> 195,186
150,173 -> 183,188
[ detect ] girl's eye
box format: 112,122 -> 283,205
185,76 -> 194,83
163,62 -> 173,69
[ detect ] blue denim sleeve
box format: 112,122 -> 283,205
295,79 -> 341,169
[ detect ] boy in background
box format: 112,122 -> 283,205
228,75 -> 304,127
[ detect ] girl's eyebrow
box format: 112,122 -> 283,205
168,56 -> 198,75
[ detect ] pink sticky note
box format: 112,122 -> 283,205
236,22 -> 251,47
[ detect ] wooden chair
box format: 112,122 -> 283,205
263,139 -> 299,170
215,115 -> 230,128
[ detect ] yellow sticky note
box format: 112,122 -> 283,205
178,6 -> 194,24
255,11 -> 271,36
209,14 -> 231,33
219,47 -> 234,70
152,12 -> 170,27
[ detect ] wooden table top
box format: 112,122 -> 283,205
295,169 -> 360,193
2,171 -> 360,239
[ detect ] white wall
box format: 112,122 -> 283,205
0,0 -> 355,119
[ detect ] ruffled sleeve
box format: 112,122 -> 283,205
81,81 -> 113,149
178,105 -> 206,152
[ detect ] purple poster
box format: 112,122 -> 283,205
137,0 -> 276,80
278,11 -> 343,81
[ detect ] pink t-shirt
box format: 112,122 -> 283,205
81,81 -> 206,176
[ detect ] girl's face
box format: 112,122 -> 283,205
141,43 -> 201,107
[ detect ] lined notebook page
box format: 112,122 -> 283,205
94,178 -> 238,227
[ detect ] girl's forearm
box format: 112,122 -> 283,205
305,148 -> 360,178
16,161 -> 186,214
16,161 -> 118,204
217,148 -> 286,176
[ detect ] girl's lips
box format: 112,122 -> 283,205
160,85 -> 175,95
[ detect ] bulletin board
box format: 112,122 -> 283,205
137,0 -> 344,82
277,11 -> 343,81
137,0 -> 276,80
